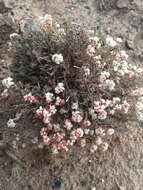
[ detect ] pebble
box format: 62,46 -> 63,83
116,0 -> 130,9
54,179 -> 62,189
0,112 -> 4,119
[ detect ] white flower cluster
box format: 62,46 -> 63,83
7,119 -> 16,128
2,77 -> 14,89
55,82 -> 65,94
72,110 -> 83,123
106,36 -> 117,47
45,92 -> 54,103
38,14 -> 53,29
52,53 -> 63,64
24,93 -> 37,103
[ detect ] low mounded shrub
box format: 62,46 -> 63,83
1,14 -> 143,154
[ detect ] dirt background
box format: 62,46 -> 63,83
0,0 -> 143,190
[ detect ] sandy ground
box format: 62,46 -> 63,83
0,0 -> 143,189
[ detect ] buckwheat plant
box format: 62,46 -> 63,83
4,14 -> 143,155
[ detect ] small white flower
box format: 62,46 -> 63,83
87,45 -> 95,57
90,144 -> 98,153
10,33 -> 20,40
95,128 -> 105,136
115,37 -> 123,43
98,110 -> 107,120
89,36 -> 99,46
101,142 -> 108,151
106,36 -> 117,47
71,102 -> 78,110
96,137 -> 102,145
45,92 -> 54,103
36,106 -> 44,116
2,77 -> 14,88
113,97 -> 121,104
52,53 -> 63,64
52,145 -> 59,154
90,130 -> 94,136
84,128 -> 90,135
82,66 -> 90,76
49,105 -> 57,114
7,119 -> 16,128
64,119 -> 73,130
107,128 -> 115,135
55,82 -> 65,94
80,139 -> 86,147
72,110 -> 83,123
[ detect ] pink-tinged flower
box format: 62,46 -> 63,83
95,128 -> 105,136
58,140 -> 69,151
83,120 -> 91,127
43,136 -> 51,145
55,96 -> 65,106
70,128 -> 84,140
72,110 -> 83,123
64,119 -> 73,130
1,89 -> 8,98
87,45 -> 95,57
115,37 -> 123,43
7,119 -> 16,128
89,36 -> 99,46
45,92 -> 54,104
116,50 -> 128,60
82,66 -> 90,76
49,105 -> 57,115
130,88 -> 143,97
53,132 -> 65,142
43,116 -> 51,124
94,55 -> 102,60
40,127 -> 48,137
24,93 -> 37,103
97,61 -> 106,69
53,124 -> 61,132
55,82 -> 65,94
99,71 -> 110,83
36,106 -> 44,116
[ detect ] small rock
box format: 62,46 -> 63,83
125,40 -> 134,50
27,185 -> 33,190
116,0 -> 130,9
4,0 -> 16,9
54,179 -> 62,189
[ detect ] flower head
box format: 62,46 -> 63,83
52,53 -> 63,64
2,77 -> 14,89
